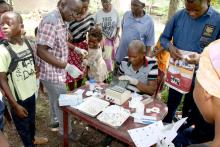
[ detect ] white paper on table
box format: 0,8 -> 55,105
128,121 -> 163,147
74,89 -> 85,95
159,129 -> 177,145
128,118 -> 188,147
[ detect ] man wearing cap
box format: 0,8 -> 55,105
115,0 -> 155,64
160,0 -> 220,127
174,40 -> 220,147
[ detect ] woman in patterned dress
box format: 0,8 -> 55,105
66,0 -> 94,91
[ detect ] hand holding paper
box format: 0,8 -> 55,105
185,53 -> 200,64
75,47 -> 88,57
65,63 -> 83,78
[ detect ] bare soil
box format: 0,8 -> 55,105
4,91 -> 127,147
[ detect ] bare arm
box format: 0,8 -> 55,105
67,42 -> 75,50
136,80 -> 157,95
0,73 -> 28,118
37,45 -> 66,69
0,132 -> 9,147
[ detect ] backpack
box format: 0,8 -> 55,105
0,38 -> 35,100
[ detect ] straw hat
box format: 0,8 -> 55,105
196,39 -> 220,98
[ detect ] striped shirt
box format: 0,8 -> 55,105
36,9 -> 68,83
118,56 -> 158,92
69,13 -> 94,43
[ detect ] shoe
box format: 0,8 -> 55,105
49,122 -> 59,132
33,136 -> 48,145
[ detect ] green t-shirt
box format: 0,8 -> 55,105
0,42 -> 37,101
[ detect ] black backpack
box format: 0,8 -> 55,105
0,38 -> 35,100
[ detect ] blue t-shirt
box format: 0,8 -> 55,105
116,11 -> 155,63
160,7 -> 220,53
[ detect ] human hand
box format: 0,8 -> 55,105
35,65 -> 40,78
118,75 -> 139,85
169,45 -> 183,60
14,104 -> 28,118
65,63 -> 83,78
82,59 -> 88,66
185,53 -> 200,64
74,47 -> 88,57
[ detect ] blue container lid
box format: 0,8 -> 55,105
89,79 -> 96,83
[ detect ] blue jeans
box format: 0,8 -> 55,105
0,100 -> 4,131
11,94 -> 35,147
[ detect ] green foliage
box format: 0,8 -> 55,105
211,0 -> 220,11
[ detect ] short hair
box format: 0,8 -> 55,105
101,0 -> 111,3
82,0 -> 90,2
186,0 -> 202,3
0,0 -> 6,4
88,27 -> 102,42
0,0 -> 12,10
128,40 -> 146,54
2,11 -> 23,24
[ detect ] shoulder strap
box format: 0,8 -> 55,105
0,40 -> 20,75
24,38 -> 35,65
0,40 -> 20,101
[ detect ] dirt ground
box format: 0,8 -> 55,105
4,91 -> 128,147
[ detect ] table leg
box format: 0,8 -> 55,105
63,109 -> 68,147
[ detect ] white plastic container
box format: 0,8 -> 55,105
135,102 -> 145,115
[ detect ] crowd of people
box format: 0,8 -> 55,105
0,0 -> 220,146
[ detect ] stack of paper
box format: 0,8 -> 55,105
128,118 -> 187,147
59,89 -> 84,106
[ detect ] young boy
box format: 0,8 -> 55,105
0,12 -> 47,147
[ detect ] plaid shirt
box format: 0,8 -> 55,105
36,9 -> 68,83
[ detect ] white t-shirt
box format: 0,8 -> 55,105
0,42 -> 37,101
95,8 -> 120,39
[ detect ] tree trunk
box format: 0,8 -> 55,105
167,0 -> 179,21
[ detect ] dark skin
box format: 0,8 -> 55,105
126,43 -> 157,95
0,132 -> 9,147
68,0 -> 89,52
37,0 -> 82,69
0,12 -> 29,118
130,0 -> 151,54
169,0 -> 209,64
99,0 -> 120,40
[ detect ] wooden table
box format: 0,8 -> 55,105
61,84 -> 168,147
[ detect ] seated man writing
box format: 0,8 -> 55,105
117,40 -> 158,95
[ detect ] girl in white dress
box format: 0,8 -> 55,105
83,27 -> 108,82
